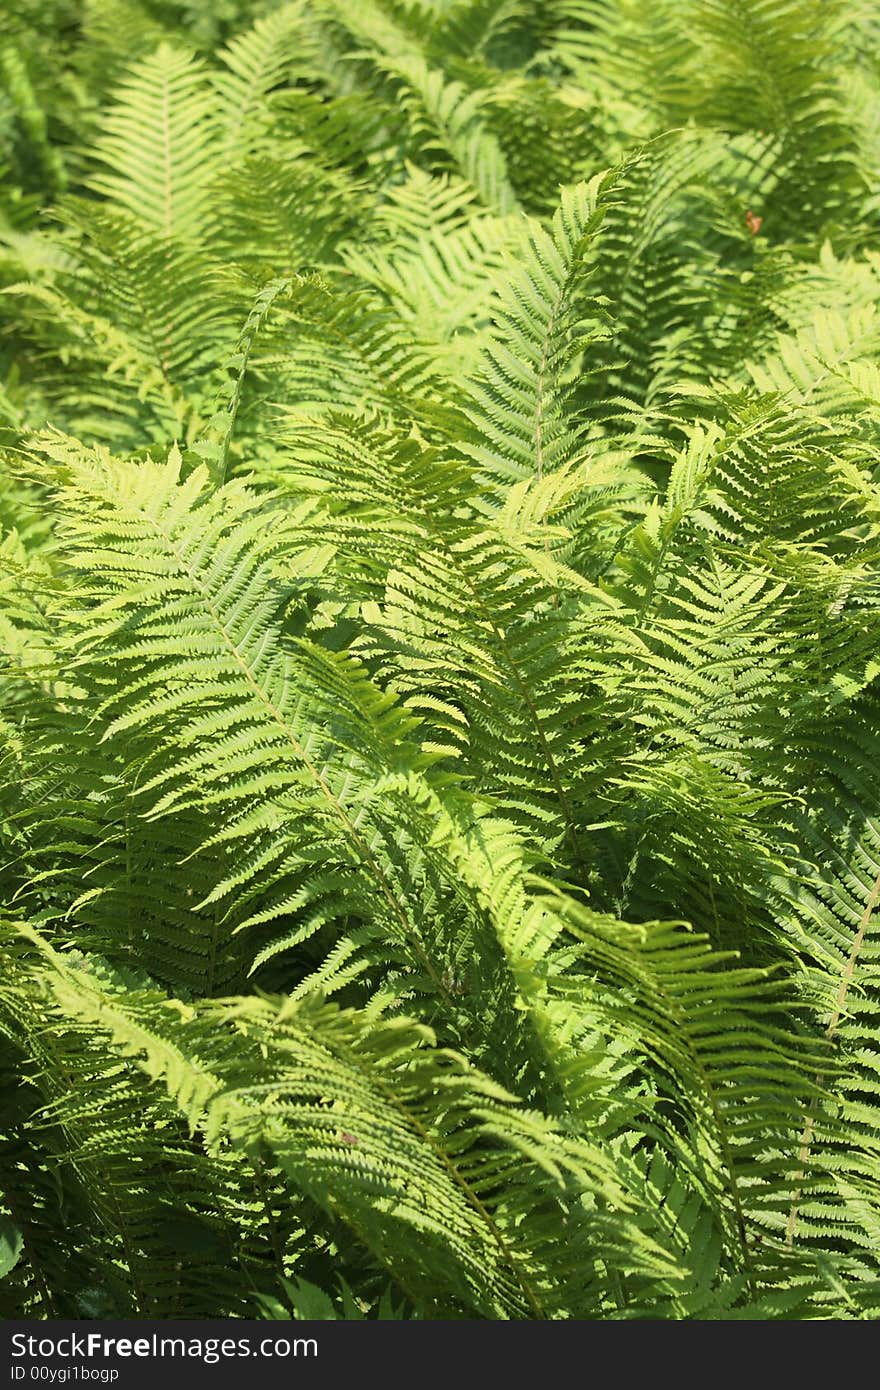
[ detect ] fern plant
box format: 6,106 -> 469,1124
2,0 -> 880,1320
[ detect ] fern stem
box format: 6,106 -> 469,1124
148,507 -> 460,1010
826,867 -> 880,1042
356,1053 -> 548,1319
442,541 -> 587,870
784,864 -> 880,1248
251,1148 -> 288,1299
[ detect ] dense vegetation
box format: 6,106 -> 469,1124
2,0 -> 880,1320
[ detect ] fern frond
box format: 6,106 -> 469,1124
87,44 -> 222,241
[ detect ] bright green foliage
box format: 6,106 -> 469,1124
2,0 -> 880,1320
